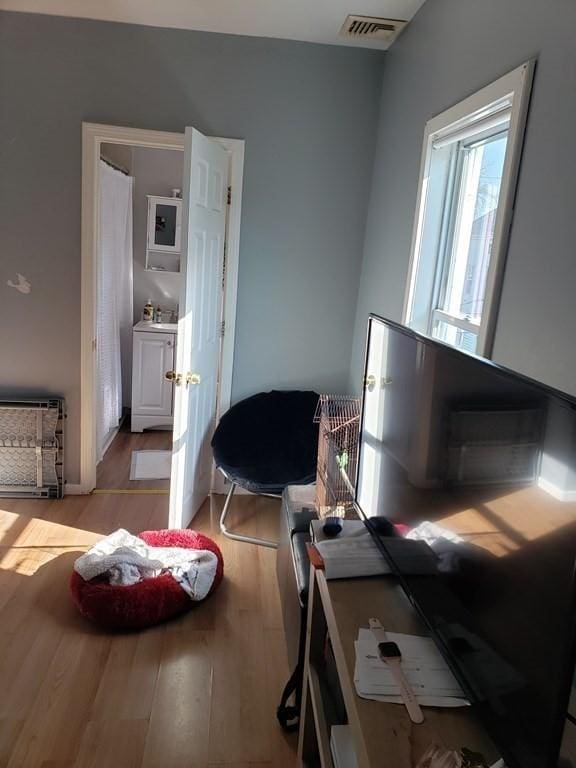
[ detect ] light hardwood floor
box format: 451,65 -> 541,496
96,425 -> 172,491
0,491 -> 297,768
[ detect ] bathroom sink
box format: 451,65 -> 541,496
133,321 -> 178,333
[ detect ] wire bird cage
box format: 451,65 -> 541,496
314,395 -> 361,515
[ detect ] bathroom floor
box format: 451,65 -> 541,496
96,422 -> 172,491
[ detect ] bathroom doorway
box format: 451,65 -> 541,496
80,123 -> 244,511
95,141 -> 182,491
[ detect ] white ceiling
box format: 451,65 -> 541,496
0,0 -> 427,49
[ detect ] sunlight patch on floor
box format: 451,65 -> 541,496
438,485 -> 576,557
0,510 -> 100,571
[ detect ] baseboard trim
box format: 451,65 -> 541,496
538,476 -> 576,503
65,483 -> 93,495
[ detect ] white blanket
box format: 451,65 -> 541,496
74,529 -> 218,601
406,521 -> 463,546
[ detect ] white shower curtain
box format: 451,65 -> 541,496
96,160 -> 134,461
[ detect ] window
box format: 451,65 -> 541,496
404,62 -> 534,357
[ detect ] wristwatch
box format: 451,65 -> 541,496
369,618 -> 424,724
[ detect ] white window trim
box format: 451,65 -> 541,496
403,60 -> 535,358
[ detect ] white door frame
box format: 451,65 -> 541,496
74,122 -> 244,494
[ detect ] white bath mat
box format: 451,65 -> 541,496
130,450 -> 172,480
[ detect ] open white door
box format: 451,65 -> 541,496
169,127 -> 229,528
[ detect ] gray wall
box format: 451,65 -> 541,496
131,146 -> 182,324
101,143 -> 134,174
351,0 -> 576,398
0,11 -> 383,483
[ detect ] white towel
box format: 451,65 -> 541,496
74,528 -> 218,600
406,521 -> 463,546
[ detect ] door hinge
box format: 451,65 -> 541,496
220,320 -> 226,338
227,186 -> 231,205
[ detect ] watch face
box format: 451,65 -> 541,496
378,641 -> 402,659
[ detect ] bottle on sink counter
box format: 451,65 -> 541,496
143,300 -> 154,322
154,305 -> 162,323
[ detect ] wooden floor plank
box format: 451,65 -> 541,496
90,624 -> 165,722
0,622 -> 63,720
142,628 -> 214,768
6,632 -> 112,768
0,719 -> 24,768
74,720 -> 149,768
263,629 -> 298,768
207,608 -> 271,763
259,545 -> 284,632
208,763 -> 272,768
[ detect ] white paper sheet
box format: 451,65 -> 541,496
354,627 -> 469,708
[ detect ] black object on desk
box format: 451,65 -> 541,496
322,516 -> 343,537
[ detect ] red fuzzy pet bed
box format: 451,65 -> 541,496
70,529 -> 224,630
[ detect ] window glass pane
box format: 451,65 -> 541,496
441,132 -> 508,325
433,318 -> 478,355
408,145 -> 454,335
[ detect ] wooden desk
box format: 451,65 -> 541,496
298,566 -> 499,768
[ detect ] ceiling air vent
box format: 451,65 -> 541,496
339,14 -> 407,44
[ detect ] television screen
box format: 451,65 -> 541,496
355,315 -> 576,768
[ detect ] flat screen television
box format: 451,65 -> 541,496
354,314 -> 576,768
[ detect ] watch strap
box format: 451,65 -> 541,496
368,618 -> 424,724
385,657 -> 424,723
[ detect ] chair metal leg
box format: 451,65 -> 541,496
219,481 -> 278,549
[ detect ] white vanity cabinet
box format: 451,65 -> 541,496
131,322 -> 177,432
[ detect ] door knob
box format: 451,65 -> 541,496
165,370 -> 182,386
186,372 -> 201,385
364,374 -> 392,391
364,374 -> 377,391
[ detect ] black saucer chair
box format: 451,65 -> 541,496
211,390 -> 320,548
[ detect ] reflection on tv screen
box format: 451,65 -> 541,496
355,316 -> 576,768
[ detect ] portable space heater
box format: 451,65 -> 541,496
0,398 -> 65,498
